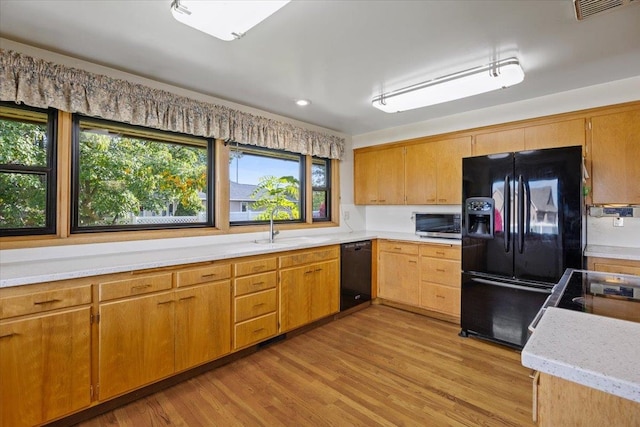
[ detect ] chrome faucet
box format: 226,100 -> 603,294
269,209 -> 280,243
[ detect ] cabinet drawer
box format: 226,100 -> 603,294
592,263 -> 640,276
0,284 -> 92,319
99,273 -> 173,302
419,283 -> 461,316
234,312 -> 277,349
176,264 -> 231,287
419,244 -> 460,260
234,272 -> 277,296
234,257 -> 277,277
235,289 -> 277,323
279,246 -> 339,268
420,258 -> 460,287
378,240 -> 419,255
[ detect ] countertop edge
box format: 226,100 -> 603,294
584,244 -> 640,261
521,307 -> 640,403
0,231 -> 460,288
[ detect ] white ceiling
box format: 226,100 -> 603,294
1,0 -> 639,136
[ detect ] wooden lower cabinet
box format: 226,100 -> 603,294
0,307 -> 91,427
535,372 -> 640,426
378,251 -> 419,305
279,247 -> 340,333
98,291 -> 176,400
175,281 -> 231,371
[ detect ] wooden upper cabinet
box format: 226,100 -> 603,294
473,128 -> 525,156
354,146 -> 405,205
405,142 -> 438,204
524,119 -> 585,151
591,109 -> 640,204
434,136 -> 471,205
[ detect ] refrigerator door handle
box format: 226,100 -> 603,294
504,174 -> 511,253
471,277 -> 551,294
518,174 -> 525,254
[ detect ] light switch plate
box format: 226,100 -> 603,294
613,217 -> 624,227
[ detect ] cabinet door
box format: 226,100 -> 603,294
376,146 -> 405,204
0,308 -> 91,427
309,259 -> 340,321
279,266 -> 310,332
354,150 -> 379,205
175,281 -> 231,372
378,251 -> 419,305
99,291 -> 175,400
435,136 -> 471,204
405,142 -> 438,204
474,128 -> 525,156
591,110 -> 640,204
524,119 -> 585,151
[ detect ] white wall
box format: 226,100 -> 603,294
352,76 -> 640,248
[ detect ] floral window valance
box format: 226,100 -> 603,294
0,49 -> 344,159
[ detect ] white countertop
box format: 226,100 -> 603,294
584,244 -> 640,261
522,306 -> 640,403
0,231 -> 459,288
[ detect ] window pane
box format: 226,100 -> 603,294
229,146 -> 302,223
76,123 -> 208,229
0,173 -> 47,229
0,111 -> 49,166
312,160 -> 326,187
312,190 -> 328,219
311,157 -> 330,221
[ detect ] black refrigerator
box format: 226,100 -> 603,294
460,146 -> 583,348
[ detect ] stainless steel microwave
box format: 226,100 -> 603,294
414,212 -> 461,239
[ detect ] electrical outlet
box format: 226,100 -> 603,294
343,210 -> 350,220
613,217 -> 624,227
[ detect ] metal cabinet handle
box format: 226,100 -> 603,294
33,299 -> 61,305
252,281 -> 265,286
131,284 -> 151,291
201,273 -> 217,278
436,268 -> 446,272
314,268 -> 323,272
179,296 -> 196,301
157,300 -> 174,305
253,303 -> 266,308
435,251 -> 445,255
252,328 -> 265,334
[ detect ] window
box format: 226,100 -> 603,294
312,157 -> 331,221
72,116 -> 213,232
0,103 -> 57,236
229,143 -> 304,224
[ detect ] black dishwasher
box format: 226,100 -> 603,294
340,240 -> 372,311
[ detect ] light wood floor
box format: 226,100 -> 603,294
77,305 -> 534,427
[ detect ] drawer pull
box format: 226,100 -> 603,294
0,333 -> 18,339
131,284 -> 152,291
33,299 -> 61,305
436,295 -> 445,299
157,300 -> 174,305
436,269 -> 446,272
408,260 -> 417,264
253,303 -> 266,308
252,281 -> 265,286
179,296 -> 196,301
253,328 -> 265,334
314,268 -> 323,272
393,247 -> 402,250
436,251 -> 445,255
305,270 -> 314,275
201,273 -> 217,278
252,266 -> 266,271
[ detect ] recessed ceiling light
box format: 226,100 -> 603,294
295,99 -> 311,107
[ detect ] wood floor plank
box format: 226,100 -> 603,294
77,306 -> 534,426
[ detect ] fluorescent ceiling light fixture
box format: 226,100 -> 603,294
295,99 -> 311,107
170,0 -> 291,41
372,57 -> 525,113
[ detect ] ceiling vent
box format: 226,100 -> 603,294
573,0 -> 637,20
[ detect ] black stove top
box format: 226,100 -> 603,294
553,269 -> 640,322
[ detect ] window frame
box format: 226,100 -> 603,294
311,156 -> 332,223
228,142 -> 306,226
0,102 -> 58,237
70,115 -> 215,233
